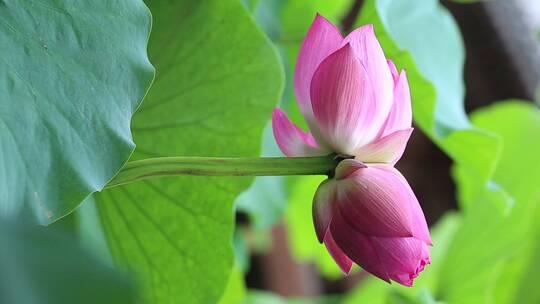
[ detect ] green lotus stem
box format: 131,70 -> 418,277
105,155 -> 339,189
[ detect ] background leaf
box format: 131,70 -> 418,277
285,175 -> 340,278
0,219 -> 136,304
0,0 -> 154,224
440,101 -> 540,303
93,0 -> 284,303
218,265 -> 247,304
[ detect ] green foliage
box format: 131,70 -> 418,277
450,0 -> 493,3
92,0 -> 284,303
0,219 -> 136,304
285,175 -> 342,278
0,0 -> 154,224
441,101 -> 540,303
246,291 -> 341,304
218,266 -> 246,304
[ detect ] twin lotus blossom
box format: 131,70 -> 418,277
272,14 -> 432,286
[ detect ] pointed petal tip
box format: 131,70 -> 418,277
310,13 -> 342,36
358,23 -> 375,32
314,219 -> 326,244
346,24 -> 376,42
387,59 -> 399,82
339,260 -> 353,275
294,12 -> 343,128
323,230 -> 353,274
272,108 -> 327,157
366,23 -> 375,32
312,13 -> 344,34
419,231 -> 433,246
314,12 -> 330,24
374,273 -> 392,284
272,107 -> 284,118
398,278 -> 414,287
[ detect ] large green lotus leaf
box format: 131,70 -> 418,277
93,0 -> 283,303
357,0 -> 503,211
0,1 -> 154,224
440,101 -> 540,303
0,219 -> 136,304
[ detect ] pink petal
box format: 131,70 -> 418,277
371,237 -> 430,287
335,166 -> 414,238
312,179 -> 337,243
382,70 -> 412,136
387,59 -> 399,83
354,128 -> 413,165
334,159 -> 367,180
310,44 -> 380,155
294,14 -> 343,137
370,164 -> 432,245
271,108 -> 329,157
409,193 -> 433,245
421,242 -> 431,266
342,25 -> 394,132
330,209 -> 390,282
323,230 -> 353,274
373,237 -> 421,274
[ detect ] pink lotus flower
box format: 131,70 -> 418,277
272,14 -> 432,286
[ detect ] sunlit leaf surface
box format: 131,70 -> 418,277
441,101 -> 540,303
0,0 -> 154,224
94,0 -> 283,302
